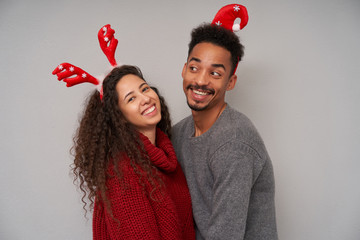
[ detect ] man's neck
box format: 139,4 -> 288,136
192,103 -> 227,137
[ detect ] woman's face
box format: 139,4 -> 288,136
116,74 -> 161,133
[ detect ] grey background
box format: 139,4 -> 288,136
1,0 -> 359,239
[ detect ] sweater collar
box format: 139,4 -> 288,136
139,128 -> 178,173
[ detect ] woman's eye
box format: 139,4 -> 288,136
142,86 -> 150,92
128,97 -> 135,102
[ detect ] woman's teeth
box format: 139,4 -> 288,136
143,105 -> 155,115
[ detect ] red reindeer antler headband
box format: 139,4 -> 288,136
52,24 -> 118,99
210,4 -> 249,75
211,4 -> 249,32
98,24 -> 118,67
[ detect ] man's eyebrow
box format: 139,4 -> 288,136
188,57 -> 201,63
212,63 -> 226,71
189,57 -> 226,71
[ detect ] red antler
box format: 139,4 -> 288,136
98,24 -> 118,66
52,62 -> 99,87
211,4 -> 249,32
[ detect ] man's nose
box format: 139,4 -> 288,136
195,71 -> 209,86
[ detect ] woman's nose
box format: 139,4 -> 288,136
140,94 -> 151,105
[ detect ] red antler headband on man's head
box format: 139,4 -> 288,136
211,4 -> 249,32
52,24 -> 119,100
210,4 -> 249,75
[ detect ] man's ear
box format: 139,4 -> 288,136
226,74 -> 237,91
182,63 -> 187,79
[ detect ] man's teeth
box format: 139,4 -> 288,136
193,89 -> 208,95
143,105 -> 155,115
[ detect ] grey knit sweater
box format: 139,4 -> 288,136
172,105 -> 278,240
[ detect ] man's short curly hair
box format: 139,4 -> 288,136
188,23 -> 244,75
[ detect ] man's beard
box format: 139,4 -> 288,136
187,100 -> 209,111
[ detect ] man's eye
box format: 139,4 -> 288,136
190,66 -> 198,71
211,71 -> 221,77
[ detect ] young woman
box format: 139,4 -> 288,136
72,65 -> 195,239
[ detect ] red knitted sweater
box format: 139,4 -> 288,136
92,128 -> 195,240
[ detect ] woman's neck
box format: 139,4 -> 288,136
139,127 -> 157,145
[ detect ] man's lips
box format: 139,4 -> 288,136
186,85 -> 215,95
193,89 -> 209,96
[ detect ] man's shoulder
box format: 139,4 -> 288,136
216,106 -> 268,157
219,106 -> 256,133
173,115 -> 192,133
172,115 -> 193,144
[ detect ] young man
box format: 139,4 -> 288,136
172,24 -> 278,239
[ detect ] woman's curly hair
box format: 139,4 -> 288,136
71,65 -> 172,218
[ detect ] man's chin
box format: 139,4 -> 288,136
187,101 -> 208,112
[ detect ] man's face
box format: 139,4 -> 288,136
182,42 -> 237,112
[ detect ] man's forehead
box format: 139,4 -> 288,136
188,42 -> 232,67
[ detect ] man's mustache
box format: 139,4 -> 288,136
186,85 -> 215,95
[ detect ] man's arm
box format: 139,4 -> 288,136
207,141 -> 259,239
